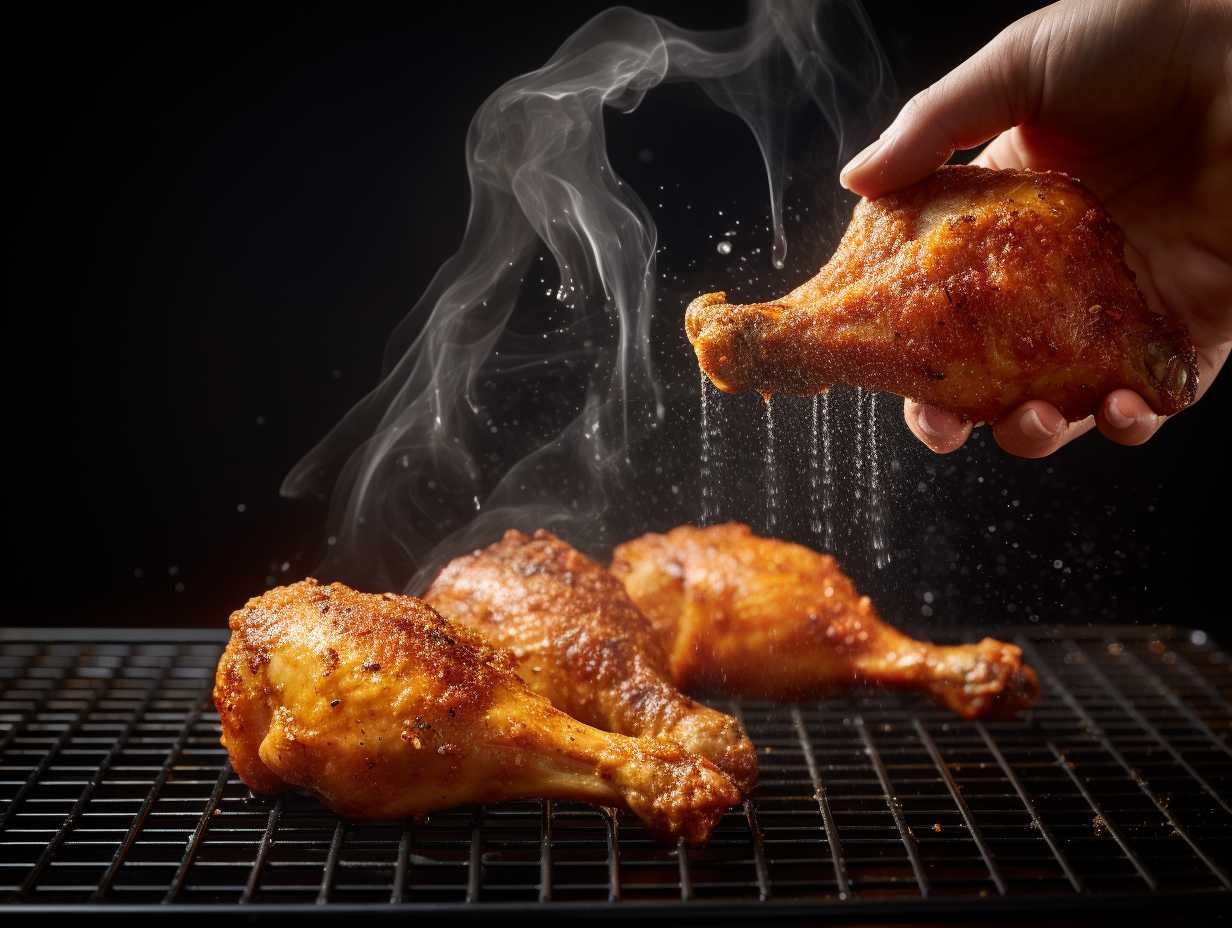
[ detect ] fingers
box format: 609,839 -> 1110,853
907,392 -> 1177,458
971,130 -> 1029,172
1096,389 -> 1163,445
904,399 -> 972,454
840,15 -> 1040,198
906,397 -> 1093,459
992,401 -> 1094,458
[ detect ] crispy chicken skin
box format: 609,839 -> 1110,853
213,579 -> 739,843
612,524 -> 1039,719
425,529 -> 757,793
686,166 -> 1197,422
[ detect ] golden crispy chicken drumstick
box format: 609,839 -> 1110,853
214,579 -> 739,843
686,165 -> 1197,423
425,529 -> 757,793
612,523 -> 1039,719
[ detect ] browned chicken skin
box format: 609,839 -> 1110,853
612,524 -> 1039,719
214,579 -> 740,843
686,165 -> 1197,423
425,529 -> 757,793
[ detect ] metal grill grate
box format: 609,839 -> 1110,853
1,625 -> 1229,919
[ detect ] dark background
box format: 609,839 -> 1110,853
4,1 -> 1227,629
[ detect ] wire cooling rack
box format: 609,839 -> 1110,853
1,624 -> 1229,921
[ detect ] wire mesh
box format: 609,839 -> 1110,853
1,625 -> 1228,916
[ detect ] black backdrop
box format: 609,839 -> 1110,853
4,1 -> 1228,629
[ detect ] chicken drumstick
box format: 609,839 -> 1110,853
612,523 -> 1038,719
686,165 -> 1197,423
214,579 -> 739,843
426,529 -> 757,793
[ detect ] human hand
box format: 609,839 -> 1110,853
840,0 -> 1232,458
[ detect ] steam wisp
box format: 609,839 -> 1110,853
283,0 -> 888,591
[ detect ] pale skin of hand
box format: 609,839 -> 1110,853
840,0 -> 1232,458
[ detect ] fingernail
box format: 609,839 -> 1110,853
1021,408 -> 1064,440
1105,396 -> 1135,430
840,138 -> 884,189
916,406 -> 945,439
1107,395 -> 1159,431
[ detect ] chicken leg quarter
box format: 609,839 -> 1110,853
425,529 -> 757,793
214,579 -> 739,843
686,165 -> 1197,423
612,524 -> 1039,719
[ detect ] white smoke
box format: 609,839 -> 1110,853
281,0 -> 890,592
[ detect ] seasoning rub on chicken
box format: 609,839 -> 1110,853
214,580 -> 740,844
612,523 -> 1039,719
686,165 -> 1197,423
426,529 -> 757,793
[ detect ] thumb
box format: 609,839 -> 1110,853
840,14 -> 1043,198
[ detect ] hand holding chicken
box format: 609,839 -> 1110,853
686,166 -> 1197,425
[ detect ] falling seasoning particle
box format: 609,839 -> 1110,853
716,240 -> 733,255
236,503 -> 247,513
933,822 -> 942,833
174,581 -> 185,593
